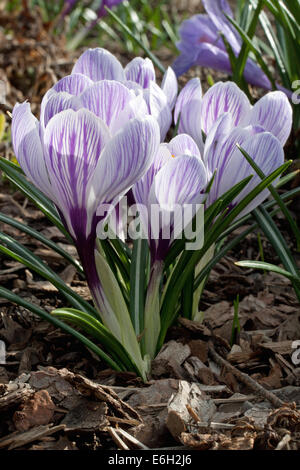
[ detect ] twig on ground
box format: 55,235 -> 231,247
208,342 -> 284,408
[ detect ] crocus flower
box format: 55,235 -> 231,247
71,48 -> 178,140
174,78 -> 292,215
132,135 -> 208,357
173,0 -> 291,97
12,73 -> 160,332
133,135 -> 207,262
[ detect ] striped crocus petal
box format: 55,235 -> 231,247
174,78 -> 203,150
89,116 -> 160,211
208,130 -> 284,216
148,155 -> 207,257
40,73 -> 93,126
53,73 -> 93,95
124,57 -> 156,89
161,67 -> 178,110
144,82 -> 172,141
203,112 -> 233,177
200,81 -> 251,135
11,102 -> 51,198
152,155 -> 207,209
168,133 -> 201,159
133,144 -> 171,207
43,108 -> 110,240
205,118 -> 263,205
72,48 -> 125,82
79,80 -> 134,130
249,91 -> 293,146
41,92 -> 82,129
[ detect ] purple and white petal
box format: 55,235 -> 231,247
41,92 -> 82,129
110,92 -> 149,134
43,108 -> 110,238
53,73 -> 93,95
249,91 -> 292,145
148,155 -> 207,250
201,81 -> 251,135
161,67 -> 178,110
210,131 -> 284,216
124,57 -> 156,88
144,82 -> 172,141
152,155 -> 207,209
203,112 -> 233,176
174,78 -> 203,150
168,134 -> 201,159
133,144 -> 171,207
90,116 -> 160,208
72,48 -> 125,82
11,102 -> 51,197
205,122 -> 264,205
79,80 -> 133,129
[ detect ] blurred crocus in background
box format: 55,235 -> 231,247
173,0 -> 291,97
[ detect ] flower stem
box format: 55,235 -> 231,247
143,259 -> 164,359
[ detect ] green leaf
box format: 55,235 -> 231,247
51,308 -> 138,372
0,212 -> 83,275
235,260 -> 300,285
158,161 -> 290,350
225,12 -> 277,89
105,6 -> 166,74
0,157 -> 70,239
0,286 -> 122,371
252,206 -> 300,300
129,237 -> 148,336
233,0 -> 264,87
0,231 -> 98,317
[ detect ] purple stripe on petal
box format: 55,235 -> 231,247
168,134 -> 201,159
11,102 -> 51,197
161,67 -> 178,110
43,108 -> 110,239
249,91 -> 293,146
72,48 -> 125,82
201,81 -> 251,135
124,57 -> 156,89
79,80 -> 133,129
90,116 -> 160,207
53,73 -> 93,95
174,78 -> 203,150
133,144 -> 171,207
144,82 -> 172,141
41,92 -> 82,128
148,155 -> 207,260
152,155 -> 207,208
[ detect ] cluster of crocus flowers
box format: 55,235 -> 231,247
173,0 -> 291,97
11,47 -> 292,372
